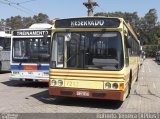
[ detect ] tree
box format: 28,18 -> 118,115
1,13 -> 50,30
0,19 -> 6,30
5,16 -> 23,30
33,13 -> 50,23
139,9 -> 159,45
144,9 -> 158,29
22,17 -> 34,28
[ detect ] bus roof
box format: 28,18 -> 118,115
29,23 -> 52,29
0,31 -> 12,37
13,23 -> 52,31
54,16 -> 124,20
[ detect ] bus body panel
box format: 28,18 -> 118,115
49,87 -> 124,101
0,51 -> 10,71
0,31 -> 11,71
49,68 -> 128,101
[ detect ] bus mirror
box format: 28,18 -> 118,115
65,33 -> 71,42
0,46 -> 3,51
43,32 -> 48,45
50,61 -> 56,68
126,36 -> 132,48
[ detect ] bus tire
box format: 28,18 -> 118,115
0,62 -> 2,71
126,82 -> 131,98
127,72 -> 132,98
136,66 -> 139,82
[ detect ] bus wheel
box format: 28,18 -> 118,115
126,81 -> 131,98
0,62 -> 2,71
127,73 -> 132,98
136,67 -> 139,82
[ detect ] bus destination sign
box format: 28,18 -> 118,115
13,30 -> 51,36
55,18 -> 120,28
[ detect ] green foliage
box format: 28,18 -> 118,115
143,45 -> 158,57
0,13 -> 50,30
5,16 -> 23,30
33,13 -> 49,23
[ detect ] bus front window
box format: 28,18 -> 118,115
13,38 -> 50,63
52,32 -> 124,71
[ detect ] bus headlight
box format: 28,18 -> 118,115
105,82 -> 111,89
51,80 -> 57,86
58,80 -> 63,86
112,83 -> 118,89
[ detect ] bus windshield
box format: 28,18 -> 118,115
52,31 -> 124,71
13,38 -> 50,63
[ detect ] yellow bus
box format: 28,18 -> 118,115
49,17 -> 140,101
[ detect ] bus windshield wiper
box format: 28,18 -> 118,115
18,55 -> 27,66
66,51 -> 80,63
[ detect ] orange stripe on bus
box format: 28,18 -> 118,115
50,71 -> 124,76
50,74 -> 124,79
24,66 -> 37,70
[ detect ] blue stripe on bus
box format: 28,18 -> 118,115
38,66 -> 49,70
11,65 -> 23,70
11,65 -> 49,70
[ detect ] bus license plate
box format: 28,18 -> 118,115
76,91 -> 90,97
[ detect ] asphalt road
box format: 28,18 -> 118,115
0,58 -> 160,119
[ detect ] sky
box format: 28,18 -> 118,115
0,0 -> 160,21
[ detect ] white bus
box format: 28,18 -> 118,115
0,31 -> 11,71
10,23 -> 51,82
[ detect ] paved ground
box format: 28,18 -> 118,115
0,59 -> 160,118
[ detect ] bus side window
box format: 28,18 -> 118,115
0,37 -> 3,48
4,38 -> 11,51
125,36 -> 129,67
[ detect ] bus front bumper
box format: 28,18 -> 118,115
10,75 -> 49,82
49,87 -> 124,101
